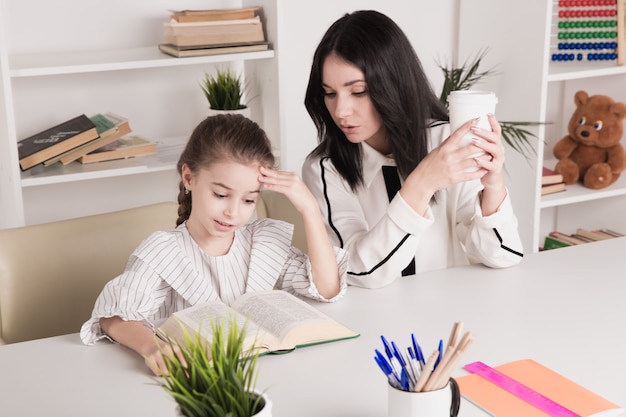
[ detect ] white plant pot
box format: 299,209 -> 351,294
207,107 -> 251,119
252,391 -> 273,417
175,390 -> 272,417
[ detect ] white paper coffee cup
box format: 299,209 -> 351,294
447,90 -> 498,171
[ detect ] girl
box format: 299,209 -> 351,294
302,10 -> 523,289
81,114 -> 347,375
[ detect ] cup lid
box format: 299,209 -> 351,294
447,90 -> 498,104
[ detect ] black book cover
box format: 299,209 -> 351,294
17,114 -> 96,160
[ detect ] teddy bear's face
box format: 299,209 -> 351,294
568,94 -> 626,149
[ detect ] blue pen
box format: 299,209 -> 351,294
374,352 -> 402,389
407,346 -> 415,360
391,341 -> 406,368
399,367 -> 410,391
434,339 -> 443,369
380,335 -> 394,360
375,348 -> 392,370
375,349 -> 400,380
405,347 -> 421,385
391,340 -> 413,381
411,333 -> 425,367
381,335 -> 404,377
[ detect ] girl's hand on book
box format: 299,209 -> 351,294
144,337 -> 187,377
100,316 -> 188,376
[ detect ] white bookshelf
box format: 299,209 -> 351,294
459,0 -> 626,252
0,0 -> 278,228
9,47 -> 274,78
0,0 -> 459,229
20,136 -> 188,187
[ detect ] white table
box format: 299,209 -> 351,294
1,238 -> 625,416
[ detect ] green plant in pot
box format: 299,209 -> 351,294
201,68 -> 248,112
159,317 -> 270,417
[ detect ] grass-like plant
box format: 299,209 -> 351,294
159,317 -> 265,417
201,69 -> 247,111
437,49 -> 545,162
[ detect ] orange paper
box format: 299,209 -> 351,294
456,359 -> 623,417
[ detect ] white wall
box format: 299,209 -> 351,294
6,0 -> 455,175
3,0 -> 456,224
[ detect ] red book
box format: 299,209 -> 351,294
542,167 -> 564,185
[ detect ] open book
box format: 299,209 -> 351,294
157,290 -> 359,355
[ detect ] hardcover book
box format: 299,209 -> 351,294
78,135 -> 155,164
157,290 -> 360,356
541,182 -> 566,195
43,112 -> 132,166
169,7 -> 260,23
166,16 -> 262,30
158,42 -> 269,58
542,235 -> 570,250
17,114 -> 98,171
163,18 -> 265,47
163,28 -> 265,46
575,228 -> 616,241
549,231 -> 588,245
542,166 -> 564,185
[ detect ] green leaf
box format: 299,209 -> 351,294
437,48 -> 497,106
158,315 -> 263,417
201,69 -> 247,111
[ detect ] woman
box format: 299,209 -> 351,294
302,10 -> 523,289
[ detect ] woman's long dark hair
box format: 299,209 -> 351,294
304,10 -> 448,191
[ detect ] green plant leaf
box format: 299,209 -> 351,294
158,315 -> 263,417
201,69 -> 247,111
437,48 -> 497,106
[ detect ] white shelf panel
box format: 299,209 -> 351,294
21,136 -> 187,187
540,174 -> 626,208
9,46 -> 275,77
547,61 -> 626,82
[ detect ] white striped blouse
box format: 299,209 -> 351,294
80,218 -> 348,345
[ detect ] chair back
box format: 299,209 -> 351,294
0,202 -> 178,344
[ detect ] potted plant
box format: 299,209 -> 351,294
201,68 -> 251,117
159,317 -> 271,417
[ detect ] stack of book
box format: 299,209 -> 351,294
541,166 -> 566,196
542,228 -> 623,250
17,113 -> 156,171
158,7 -> 269,58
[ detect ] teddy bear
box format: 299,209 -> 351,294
553,90 -> 626,190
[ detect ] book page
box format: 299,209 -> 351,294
157,301 -> 271,351
232,290 -> 358,350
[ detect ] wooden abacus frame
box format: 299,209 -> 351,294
552,0 -> 625,65
618,0 -> 624,64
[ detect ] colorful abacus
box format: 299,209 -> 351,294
551,0 -> 625,65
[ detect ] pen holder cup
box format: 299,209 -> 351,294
387,378 -> 460,417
